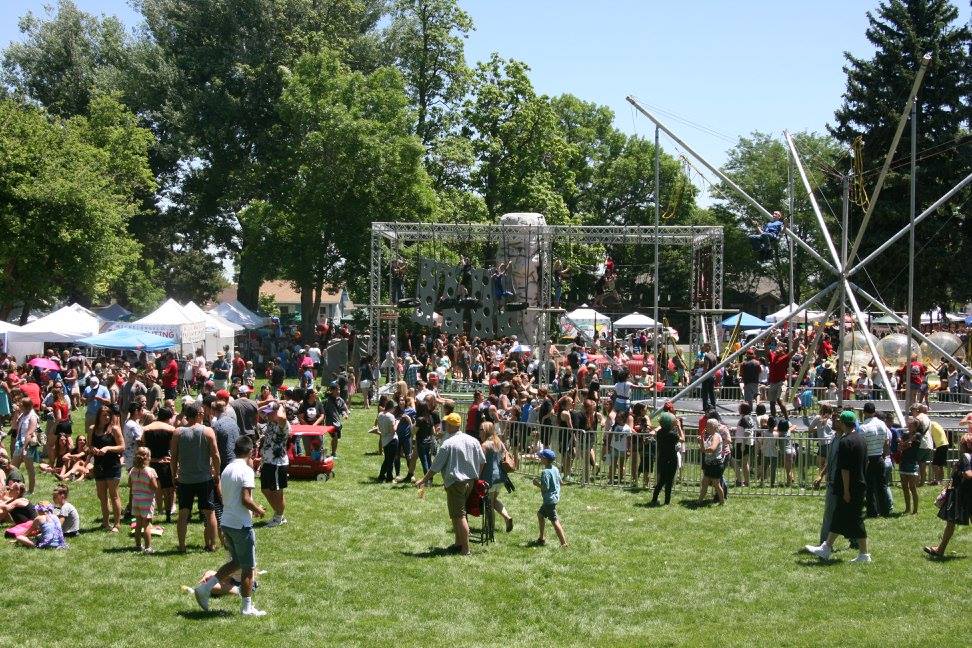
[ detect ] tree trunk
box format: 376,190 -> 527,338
237,258 -> 262,310
18,301 -> 32,326
299,282 -> 325,341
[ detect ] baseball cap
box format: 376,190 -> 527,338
239,385 -> 250,395
442,413 -> 462,427
839,410 -> 857,425
88,376 -> 99,386
538,448 -> 556,462
216,389 -> 231,401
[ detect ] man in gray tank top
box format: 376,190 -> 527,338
171,402 -> 221,553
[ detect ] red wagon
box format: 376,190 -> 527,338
287,424 -> 337,481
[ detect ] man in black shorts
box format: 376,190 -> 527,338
259,404 -> 290,528
171,403 -> 221,552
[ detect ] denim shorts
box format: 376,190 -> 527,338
222,526 -> 256,569
538,502 -> 559,522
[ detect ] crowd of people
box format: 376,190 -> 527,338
2,318 -> 971,615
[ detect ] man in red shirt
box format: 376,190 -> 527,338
161,352 -> 179,400
465,390 -> 483,436
18,379 -> 42,409
767,348 -> 791,419
232,351 -> 246,383
907,353 -> 926,405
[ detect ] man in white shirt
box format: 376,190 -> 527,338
859,402 -> 893,517
194,436 -> 267,616
416,413 -> 485,555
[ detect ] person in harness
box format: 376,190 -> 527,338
748,211 -> 785,261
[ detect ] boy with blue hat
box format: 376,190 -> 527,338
533,449 -> 567,547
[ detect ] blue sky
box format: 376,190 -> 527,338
2,0 -> 969,179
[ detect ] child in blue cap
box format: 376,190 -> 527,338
533,449 -> 567,547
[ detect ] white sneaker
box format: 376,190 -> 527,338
242,606 -> 267,617
193,585 -> 212,611
850,553 -> 872,564
805,543 -> 832,561
265,516 -> 282,528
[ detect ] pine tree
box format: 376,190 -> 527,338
830,0 -> 972,315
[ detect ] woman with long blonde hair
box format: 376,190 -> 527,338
479,421 -> 514,533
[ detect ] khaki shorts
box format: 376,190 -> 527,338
768,382 -> 785,402
445,479 -> 474,519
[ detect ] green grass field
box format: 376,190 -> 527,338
1,403 -> 967,648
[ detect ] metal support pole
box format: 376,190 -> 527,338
851,284 -> 972,379
787,150 -> 795,390
905,98 -> 917,408
784,132 -> 843,269
627,97 -> 838,275
649,283 -> 837,416
843,281 -> 906,426
847,53 -> 931,263
653,125 -> 660,409
847,171 -> 972,278
837,174 -> 850,407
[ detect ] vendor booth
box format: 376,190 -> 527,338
184,301 -> 240,359
128,299 -> 206,358
5,304 -> 102,360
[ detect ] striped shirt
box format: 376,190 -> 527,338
859,417 -> 890,457
130,467 -> 158,511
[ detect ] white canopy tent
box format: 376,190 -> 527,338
765,303 -> 827,324
129,299 -> 206,358
613,312 -> 658,329
920,307 -> 963,324
209,300 -> 270,330
563,306 -> 611,328
0,319 -> 21,354
6,304 -> 102,360
184,301 -> 239,359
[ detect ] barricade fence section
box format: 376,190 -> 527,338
436,413 -> 970,498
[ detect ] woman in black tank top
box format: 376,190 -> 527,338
88,405 -> 124,532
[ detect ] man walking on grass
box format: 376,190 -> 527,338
859,402 -> 893,517
194,436 -> 267,616
416,412 -> 485,556
805,410 -> 871,564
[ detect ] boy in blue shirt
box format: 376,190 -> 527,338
748,211 -> 785,261
533,449 -> 567,547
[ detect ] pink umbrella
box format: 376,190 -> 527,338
28,357 -> 61,371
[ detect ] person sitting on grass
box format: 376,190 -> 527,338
924,432 -> 972,558
12,502 -> 66,549
57,436 -> 93,482
533,449 -> 567,547
51,484 -> 79,537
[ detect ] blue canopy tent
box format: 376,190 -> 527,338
720,312 -> 771,329
78,328 -> 176,352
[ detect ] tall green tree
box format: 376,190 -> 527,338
0,95 -> 155,321
462,55 -> 575,224
269,50 -> 436,338
2,0 -> 133,118
136,0 -> 388,307
830,0 -> 972,315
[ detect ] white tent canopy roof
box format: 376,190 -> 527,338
613,312 -> 658,329
184,301 -> 242,336
135,299 -> 202,326
20,304 -> 102,337
564,305 -> 610,324
6,304 -> 102,359
765,303 -> 827,323
209,300 -> 270,329
920,307 -> 963,324
0,320 -> 22,333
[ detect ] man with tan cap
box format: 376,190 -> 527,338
416,412 -> 485,555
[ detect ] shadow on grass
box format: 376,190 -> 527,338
400,546 -> 461,558
633,500 -> 666,509
101,546 -> 142,554
924,553 -> 965,562
677,499 -> 721,510
177,609 -> 232,620
795,558 -> 843,567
